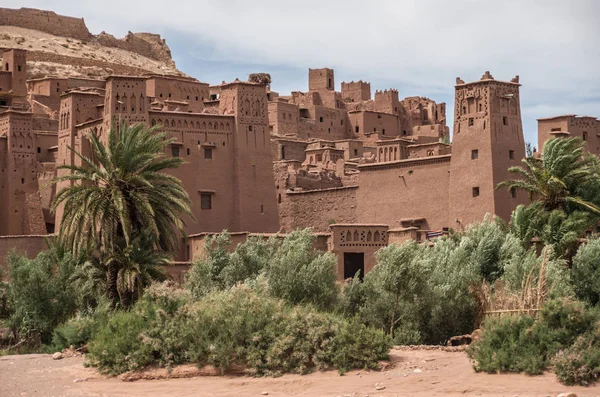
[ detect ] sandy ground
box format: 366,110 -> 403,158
1,347 -> 599,397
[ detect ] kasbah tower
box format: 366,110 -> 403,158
449,72 -> 526,227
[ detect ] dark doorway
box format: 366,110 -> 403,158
344,252 -> 364,280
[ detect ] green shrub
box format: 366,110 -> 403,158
265,229 -> 339,310
468,299 -> 598,375
7,251 -> 78,343
553,322 -> 600,386
87,284 -> 390,375
344,238 -> 479,344
186,232 -> 278,298
572,238 -> 600,306
50,315 -> 97,352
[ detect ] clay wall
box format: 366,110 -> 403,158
373,89 -> 400,115
146,76 -> 208,113
537,116 -> 599,155
329,224 -> 388,277
271,138 -> 307,161
0,235 -> 51,276
349,111 -> 400,143
0,8 -> 91,41
0,111 -> 45,235
407,142 -> 451,158
33,132 -> 57,162
36,161 -> 55,228
357,156 -> 452,231
311,106 -> 350,140
412,123 -> 449,142
333,140 -> 363,160
341,81 -> 371,103
308,68 -> 334,91
2,49 -> 26,97
450,76 -> 525,226
221,82 -> 280,233
0,71 -> 12,94
280,186 -> 358,232
267,101 -> 299,136
150,111 -> 237,239
32,115 -> 58,131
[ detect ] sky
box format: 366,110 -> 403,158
5,0 -> 600,146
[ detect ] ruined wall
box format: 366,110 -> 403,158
0,8 -> 91,41
95,31 -> 174,66
279,186 -> 358,232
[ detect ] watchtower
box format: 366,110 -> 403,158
449,72 -> 525,225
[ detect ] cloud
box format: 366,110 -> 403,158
3,0 -> 600,144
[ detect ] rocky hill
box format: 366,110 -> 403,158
0,7 -> 185,79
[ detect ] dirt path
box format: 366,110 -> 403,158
1,348 -> 598,397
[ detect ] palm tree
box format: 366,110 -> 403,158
108,233 -> 170,307
51,120 -> 192,306
498,137 -> 600,215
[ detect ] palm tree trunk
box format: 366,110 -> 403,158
106,262 -> 119,308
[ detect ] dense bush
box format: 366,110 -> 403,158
0,267 -> 9,319
468,299 -> 599,376
553,322 -> 600,386
572,238 -> 600,306
87,283 -> 390,375
265,229 -> 338,310
7,250 -> 78,344
186,230 -> 339,310
339,236 -> 481,345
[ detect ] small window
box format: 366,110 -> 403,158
168,93 -> 172,98
355,126 -> 359,133
278,194 -> 282,203
551,127 -> 561,132
382,129 -> 385,135
328,128 -> 331,134
583,132 -> 588,141
319,117 -> 324,122
281,146 -> 286,160
248,125 -> 253,132
402,130 -> 407,136
503,116 -> 508,125
187,148 -> 190,156
283,113 -> 286,120
468,118 -> 474,126
510,187 -> 517,198
377,114 -> 381,119
509,150 -> 514,160
478,103 -> 482,112
200,193 -> 212,209
21,178 -> 24,184
471,149 -> 478,160
354,149 -> 358,156
260,204 -> 264,214
462,106 -> 467,114
341,119 -> 344,126
171,146 -> 180,157
196,96 -> 199,101
472,187 -> 480,197
316,154 -> 323,162
37,147 -> 41,153
204,147 -> 213,159
17,65 -> 22,72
